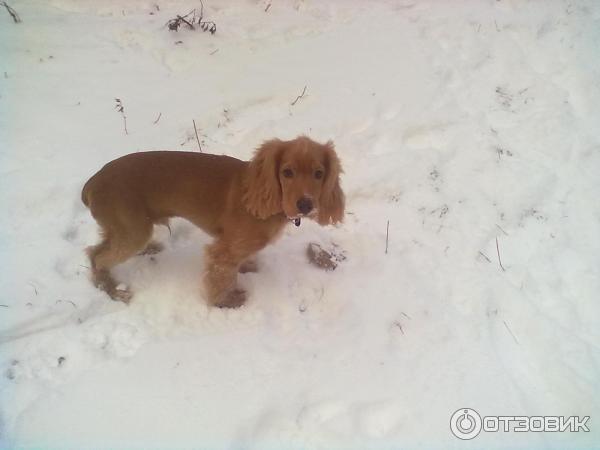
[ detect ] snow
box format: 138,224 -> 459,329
1,0 -> 599,448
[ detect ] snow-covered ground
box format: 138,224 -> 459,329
1,0 -> 599,448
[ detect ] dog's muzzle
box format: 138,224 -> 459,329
296,197 -> 313,215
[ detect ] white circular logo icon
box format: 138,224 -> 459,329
450,408 -> 482,440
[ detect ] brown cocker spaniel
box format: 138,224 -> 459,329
81,136 -> 345,307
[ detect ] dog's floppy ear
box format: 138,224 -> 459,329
318,141 -> 345,225
243,139 -> 284,219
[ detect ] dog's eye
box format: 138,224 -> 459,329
314,170 -> 324,180
282,168 -> 294,178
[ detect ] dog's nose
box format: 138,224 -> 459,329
296,197 -> 313,215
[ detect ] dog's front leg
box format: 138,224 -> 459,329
203,236 -> 265,308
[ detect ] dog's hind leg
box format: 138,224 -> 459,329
87,218 -> 153,303
139,219 -> 171,256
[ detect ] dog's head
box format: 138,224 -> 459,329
243,136 -> 345,225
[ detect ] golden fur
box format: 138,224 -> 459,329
81,136 -> 344,307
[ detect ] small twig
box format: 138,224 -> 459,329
265,3 -> 271,12
153,112 -> 162,124
401,312 -> 412,320
209,48 -> 219,55
56,299 -> 77,308
115,98 -> 128,135
385,220 -> 390,254
478,251 -> 491,263
178,14 -> 195,29
503,320 -> 519,344
166,2 -> 216,34
393,321 -> 405,335
2,1 -> 21,23
166,9 -> 194,30
192,120 -> 202,152
496,224 -> 509,236
181,9 -> 196,28
495,237 -> 506,271
494,19 -> 500,32
198,19 -> 217,34
0,304 -> 8,308
27,283 -> 38,295
291,85 -> 307,106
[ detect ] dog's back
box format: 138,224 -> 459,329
82,151 -> 247,234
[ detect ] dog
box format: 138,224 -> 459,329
81,136 -> 345,308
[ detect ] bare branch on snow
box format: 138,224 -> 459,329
166,1 -> 216,34
114,98 -> 128,135
2,1 -> 21,23
495,236 -> 506,271
291,85 -> 307,106
478,251 -> 491,263
385,220 -> 390,254
193,119 -> 202,152
503,320 -> 519,345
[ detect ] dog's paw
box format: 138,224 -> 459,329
214,288 -> 247,308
